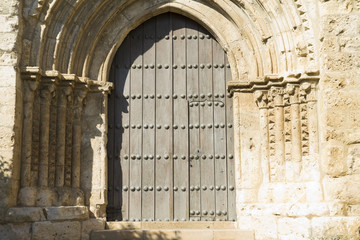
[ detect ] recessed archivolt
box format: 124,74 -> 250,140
30,0 -> 317,83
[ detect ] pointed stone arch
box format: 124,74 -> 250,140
19,0 -> 320,222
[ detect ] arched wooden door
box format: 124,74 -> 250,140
107,13 -> 235,222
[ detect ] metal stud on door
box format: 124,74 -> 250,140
107,13 -> 235,222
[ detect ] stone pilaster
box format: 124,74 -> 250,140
227,72 -> 319,184
254,90 -> 270,183
72,83 -> 88,188
55,81 -> 73,187
18,69 -> 41,206
38,80 -> 56,187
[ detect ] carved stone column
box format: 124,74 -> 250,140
288,85 -> 302,162
286,84 -> 302,179
269,87 -> 285,182
20,79 -> 40,188
55,81 -> 73,187
300,83 -> 310,156
38,80 -> 57,187
72,83 -> 88,188
255,91 -> 270,183
306,83 -> 319,156
19,68 -> 41,206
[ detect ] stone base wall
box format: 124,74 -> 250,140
0,207 -> 105,240
238,203 -> 360,239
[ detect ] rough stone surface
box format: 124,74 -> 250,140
311,217 -> 360,240
0,0 -> 360,239
32,221 -> 81,240
81,218 -> 106,240
0,223 -> 31,240
45,206 -> 89,221
5,207 -> 45,222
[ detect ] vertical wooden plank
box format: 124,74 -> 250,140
225,56 -> 236,221
142,18 -> 156,221
172,13 -> 188,221
212,37 -> 228,221
187,19 -> 201,221
107,64 -> 115,220
155,14 -> 172,221
129,26 -> 143,221
198,27 -> 215,221
115,38 -> 131,221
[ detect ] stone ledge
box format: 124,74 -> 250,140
107,221 -> 237,230
91,229 -> 254,240
44,206 -> 89,221
5,206 -> 89,223
5,207 -> 46,223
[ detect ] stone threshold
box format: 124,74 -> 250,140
106,221 -> 238,230
91,229 -> 254,240
93,222 -> 255,240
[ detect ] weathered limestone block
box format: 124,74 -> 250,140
347,144 -> 360,174
36,187 -> 56,207
238,216 -> 278,240
0,223 -> 31,240
321,144 -> 347,177
44,206 -> 89,221
5,207 -> 45,222
339,36 -> 360,53
237,189 -> 258,203
311,217 -> 360,240
278,217 -> 311,240
323,175 -> 360,204
53,187 -> 84,206
328,201 -> 347,216
17,187 -> 37,207
32,221 -> 81,240
237,203 -> 329,218
347,204 -> 360,216
323,52 -> 360,72
81,218 -> 105,240
305,181 -> 323,202
321,14 -> 360,37
319,0 -> 358,15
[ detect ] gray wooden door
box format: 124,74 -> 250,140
107,13 -> 236,222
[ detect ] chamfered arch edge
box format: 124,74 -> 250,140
88,2 -> 251,84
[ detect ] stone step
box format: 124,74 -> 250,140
106,221 -> 238,230
90,229 -> 254,240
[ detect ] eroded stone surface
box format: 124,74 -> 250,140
81,218 -> 106,240
5,207 -> 45,222
32,221 -> 81,240
44,206 -> 89,221
0,0 -> 360,240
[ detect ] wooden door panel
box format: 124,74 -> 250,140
108,12 -> 236,222
172,14 -> 189,222
129,26 -> 143,221
142,17 -> 156,221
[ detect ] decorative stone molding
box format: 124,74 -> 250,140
19,67 -> 113,207
228,71 -> 319,182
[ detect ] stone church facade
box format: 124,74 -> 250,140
1,0 -> 360,239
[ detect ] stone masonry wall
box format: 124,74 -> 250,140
0,0 -> 23,220
1,0 -> 360,240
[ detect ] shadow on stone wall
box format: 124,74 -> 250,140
0,155 -> 11,221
